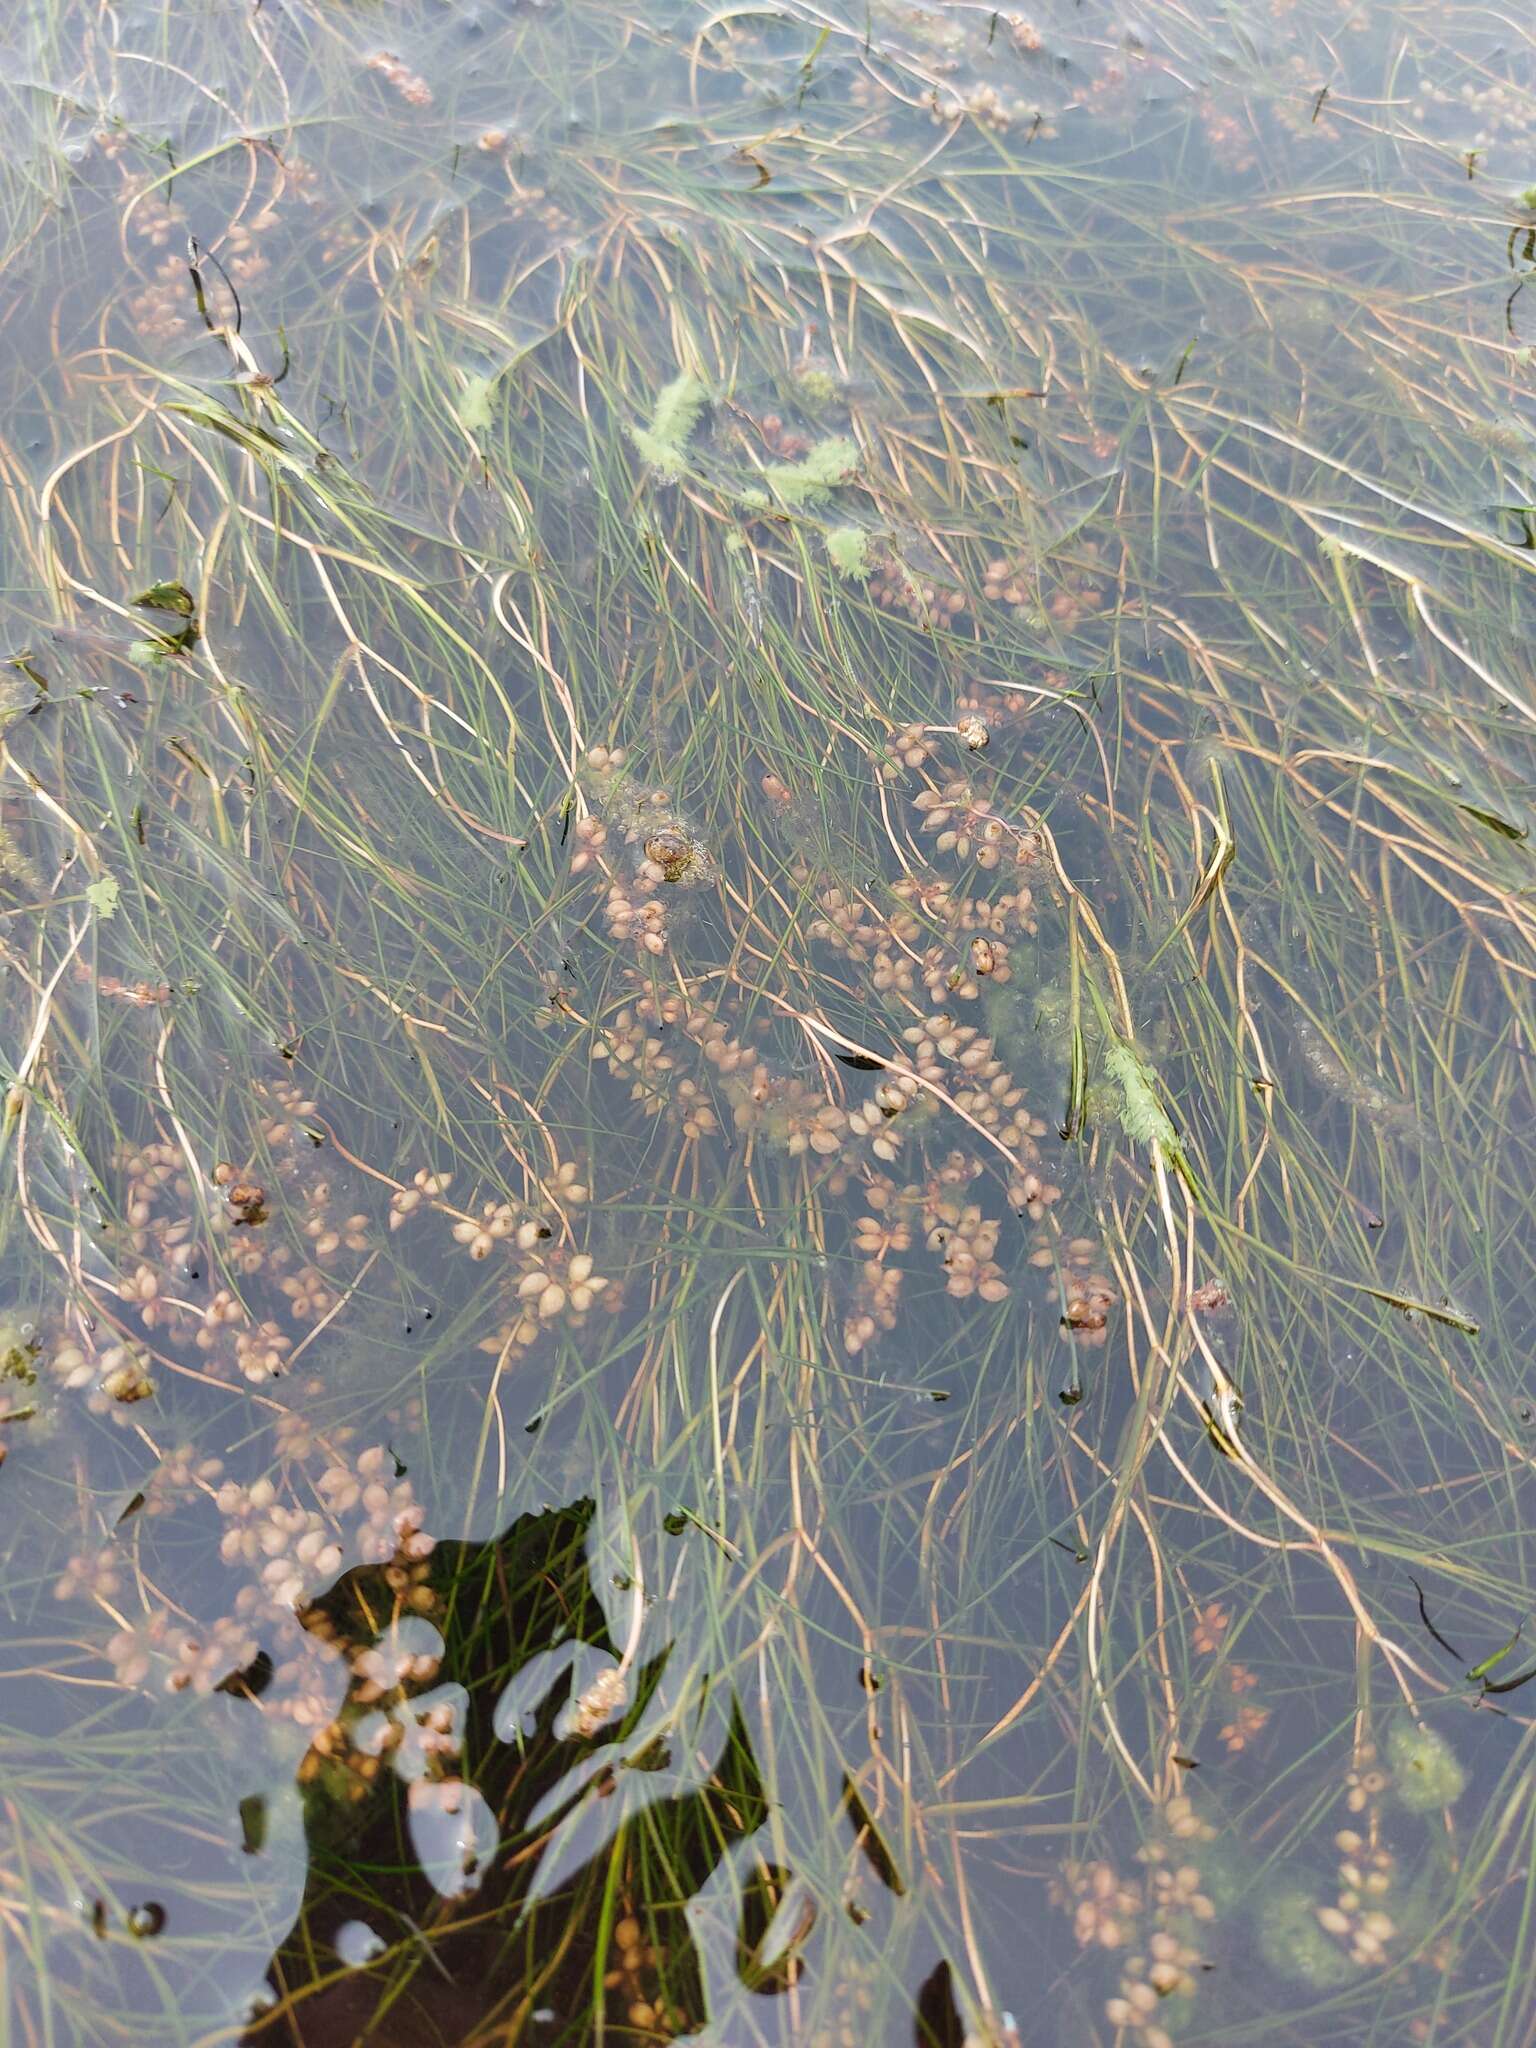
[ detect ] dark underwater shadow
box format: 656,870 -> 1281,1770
240,1499 -> 969,2047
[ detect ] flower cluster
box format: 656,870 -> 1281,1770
899,1015 -> 1057,1188
1043,543 -> 1109,629
1143,1857 -> 1215,1925
1219,1702 -> 1269,1754
1343,1736 -> 1389,1815
216,1472 -> 346,1609
1189,1602 -> 1229,1656
1403,67 -> 1534,157
351,1618 -> 443,1706
121,191 -> 192,342
57,1426 -> 451,1781
317,1445 -> 436,1570
920,1169 -> 1010,1302
929,83 -> 1055,136
1149,1793 -> 1216,1848
562,1662 -> 628,1739
220,210 -> 279,288
605,877 -> 668,954
204,1443 -> 434,1617
390,1166 -> 453,1228
567,727 -> 1085,1362
586,944 -> 1067,1358
843,1259 -> 904,1355
517,1250 -> 608,1323
390,1158 -> 606,1338
757,410 -> 809,461
116,166 -> 299,343
451,1199 -> 553,1261
840,1161 -> 1016,1352
167,1613 -> 263,1696
54,1546 -> 124,1603
1198,99 -> 1258,174
475,1233 -> 616,1359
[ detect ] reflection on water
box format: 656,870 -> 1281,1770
2,0 -> 1536,2039
244,1500 -> 769,2046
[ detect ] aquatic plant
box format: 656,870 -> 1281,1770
825,523 -> 872,579
1388,1719 -> 1467,1813
630,371 -> 709,481
741,434 -> 860,508
1104,1039 -> 1180,1161
0,0 -> 1533,2040
1257,1884 -> 1358,1992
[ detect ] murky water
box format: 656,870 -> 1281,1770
2,0 -> 1536,2041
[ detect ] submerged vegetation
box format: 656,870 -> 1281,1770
630,372 -> 710,484
1,0 -> 1536,2040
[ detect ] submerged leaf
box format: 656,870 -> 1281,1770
456,372 -> 499,433
132,581 -> 196,616
128,621 -> 199,664
1363,1287 -> 1479,1334
86,873 -> 119,920
1458,800 -> 1528,841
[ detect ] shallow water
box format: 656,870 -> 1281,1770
2,0 -> 1536,2041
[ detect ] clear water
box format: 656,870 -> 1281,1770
2,0 -> 1535,2041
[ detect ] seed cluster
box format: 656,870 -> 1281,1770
1055,1814 -> 1217,2048
604,1909 -> 690,2038
571,718 -> 1102,1362
811,869 -> 1036,1007
109,148 -> 313,345
382,1164 -> 614,1364
1029,1234 -> 1119,1347
1314,1828 -> 1398,1968
363,50 -> 433,107
572,748 -> 717,960
97,1090 -> 375,1385
867,556 -> 970,619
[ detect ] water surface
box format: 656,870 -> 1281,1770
2,0 -> 1536,2041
